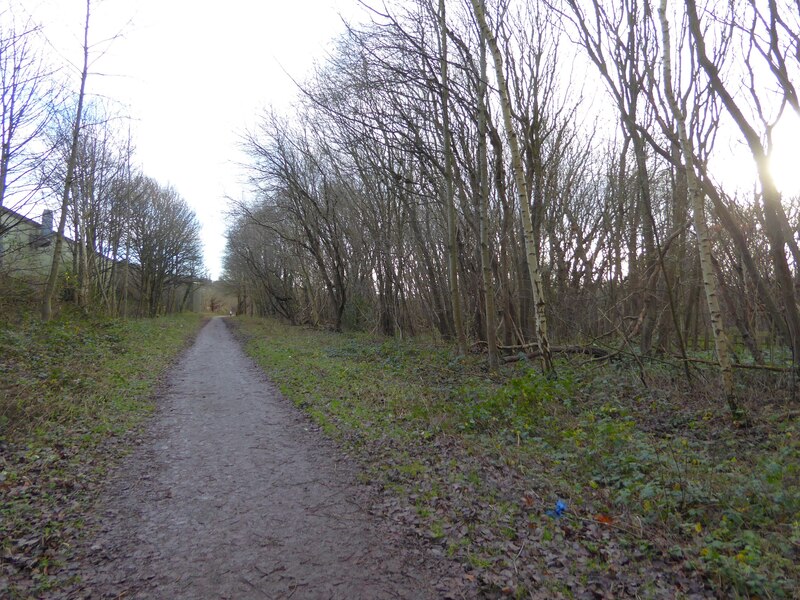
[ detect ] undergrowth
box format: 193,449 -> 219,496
0,307 -> 205,597
234,317 -> 799,598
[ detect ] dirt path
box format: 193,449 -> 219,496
61,317 -> 463,599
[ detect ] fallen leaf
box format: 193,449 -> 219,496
594,514 -> 614,525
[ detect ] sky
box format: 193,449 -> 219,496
25,0 -> 365,280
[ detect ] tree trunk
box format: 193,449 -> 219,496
439,0 -> 467,355
477,6 -> 499,370
41,0 -> 91,322
469,0 -> 554,373
686,0 -> 800,375
659,0 -> 737,413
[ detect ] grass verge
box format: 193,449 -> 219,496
232,317 -> 799,599
0,309 -> 206,598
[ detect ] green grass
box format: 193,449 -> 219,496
233,316 -> 800,598
1,309 -> 206,597
1,310 -> 205,434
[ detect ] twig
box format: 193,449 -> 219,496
511,540 -> 526,574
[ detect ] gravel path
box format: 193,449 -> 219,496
63,317 -> 460,599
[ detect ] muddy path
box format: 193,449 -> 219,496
60,317 -> 465,599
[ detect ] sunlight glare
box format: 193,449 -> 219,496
769,113 -> 800,200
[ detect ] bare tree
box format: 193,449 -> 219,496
128,178 -> 203,317
242,113 -> 353,331
685,0 -> 800,374
0,12 -> 54,212
438,0 -> 468,355
41,0 -> 90,322
658,0 -> 736,411
0,9 -> 57,269
468,0 -> 554,373
476,0 -> 499,370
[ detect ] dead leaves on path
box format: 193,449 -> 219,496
0,431 -> 137,597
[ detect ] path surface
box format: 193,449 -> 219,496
64,317 -> 459,599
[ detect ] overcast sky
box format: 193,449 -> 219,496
25,0 -> 364,279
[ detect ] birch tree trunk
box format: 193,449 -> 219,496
468,0 -> 554,373
685,0 -> 800,376
41,0 -> 91,322
658,0 -> 738,413
120,144 -> 134,320
76,186 -> 90,310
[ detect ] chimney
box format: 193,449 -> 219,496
41,210 -> 53,235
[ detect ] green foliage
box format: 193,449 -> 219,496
456,368 -> 575,436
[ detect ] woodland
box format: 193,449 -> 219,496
227,0 -> 800,414
219,3 -> 800,592
1,0 -> 799,597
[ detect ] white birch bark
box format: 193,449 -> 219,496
658,0 -> 735,407
468,0 -> 554,372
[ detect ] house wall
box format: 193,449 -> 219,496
1,208 -> 208,313
0,210 -> 73,282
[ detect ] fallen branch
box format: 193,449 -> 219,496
502,345 -> 614,363
671,355 -> 791,373
479,342 -> 790,373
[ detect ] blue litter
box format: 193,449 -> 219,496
545,499 -> 567,518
